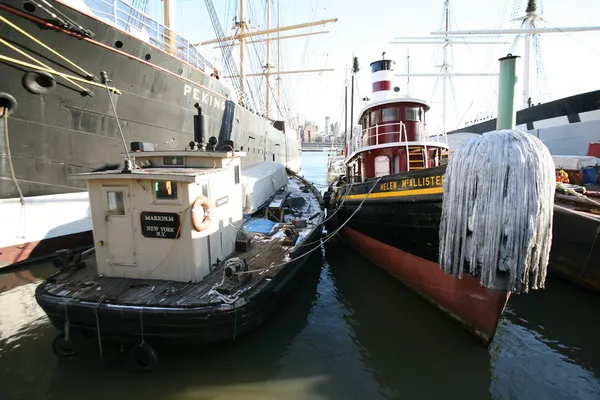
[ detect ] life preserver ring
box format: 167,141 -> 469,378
191,195 -> 211,231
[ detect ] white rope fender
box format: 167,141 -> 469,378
439,129 -> 555,294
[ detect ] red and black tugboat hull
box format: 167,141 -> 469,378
327,166 -> 509,345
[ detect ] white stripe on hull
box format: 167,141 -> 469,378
0,157 -> 302,267
0,192 -> 91,249
526,119 -> 600,156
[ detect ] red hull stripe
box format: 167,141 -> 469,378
372,81 -> 392,92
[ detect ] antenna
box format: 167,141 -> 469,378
406,49 -> 410,97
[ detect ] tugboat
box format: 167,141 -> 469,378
34,111 -> 325,371
325,54 -> 556,345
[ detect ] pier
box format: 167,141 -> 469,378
301,142 -> 342,152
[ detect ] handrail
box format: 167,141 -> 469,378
60,0 -> 212,72
348,121 -> 452,172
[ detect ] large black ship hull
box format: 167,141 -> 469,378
325,166 -> 510,345
0,0 -> 300,266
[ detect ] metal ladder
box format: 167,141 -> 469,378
407,146 -> 425,170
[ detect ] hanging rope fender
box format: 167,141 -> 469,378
439,129 -> 555,294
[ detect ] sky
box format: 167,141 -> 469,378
150,0 -> 600,136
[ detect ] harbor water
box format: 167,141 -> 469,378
1,151 -> 600,399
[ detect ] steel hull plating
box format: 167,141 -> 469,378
449,91 -> 600,156
0,0 -> 300,266
327,166 -> 509,345
341,227 -> 509,345
549,204 -> 600,293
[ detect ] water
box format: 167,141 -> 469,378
1,151 -> 600,399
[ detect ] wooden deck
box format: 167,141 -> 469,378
41,176 -> 324,309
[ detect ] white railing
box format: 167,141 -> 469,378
67,0 -> 213,72
348,122 -> 440,172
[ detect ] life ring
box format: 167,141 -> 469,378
191,195 -> 211,231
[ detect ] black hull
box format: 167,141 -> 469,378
327,165 -> 447,263
35,223 -> 324,346
0,0 -> 300,199
549,204 -> 600,293
326,166 -> 600,294
325,166 -> 509,344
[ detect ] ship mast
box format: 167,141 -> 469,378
197,2 -> 338,121
239,0 -> 247,106
391,0 -> 502,135
430,0 -> 600,110
265,0 -> 272,118
162,0 -> 176,54
277,0 -> 281,119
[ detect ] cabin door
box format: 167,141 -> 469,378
102,185 -> 137,267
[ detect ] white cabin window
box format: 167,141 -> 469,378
374,156 -> 390,177
155,180 -> 178,200
107,191 -> 125,216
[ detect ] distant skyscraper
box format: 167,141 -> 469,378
325,116 -> 331,135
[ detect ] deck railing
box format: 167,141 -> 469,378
349,122 -> 413,170
62,0 -> 212,72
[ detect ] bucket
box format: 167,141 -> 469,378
582,166 -> 597,185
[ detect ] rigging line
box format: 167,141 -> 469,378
2,113 -> 24,204
0,37 -> 89,94
543,21 -> 600,57
0,54 -> 120,94
101,71 -> 131,166
236,177 -> 383,275
33,0 -> 93,37
0,14 -> 94,79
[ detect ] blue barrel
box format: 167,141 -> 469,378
582,167 -> 597,185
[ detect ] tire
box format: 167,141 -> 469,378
129,342 -> 158,372
52,332 -> 81,357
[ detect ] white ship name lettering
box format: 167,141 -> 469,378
184,84 -> 226,111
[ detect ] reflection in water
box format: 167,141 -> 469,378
325,239 -> 491,399
1,152 -> 600,399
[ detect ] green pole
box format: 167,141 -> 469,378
496,54 -> 520,130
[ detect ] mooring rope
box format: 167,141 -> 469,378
2,113 -> 24,204
0,37 -> 89,94
0,55 -> 120,94
0,14 -> 94,79
235,177 -> 382,276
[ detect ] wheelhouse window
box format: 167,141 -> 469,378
382,107 -> 399,123
370,109 -> 381,125
405,107 -> 420,122
154,180 -> 178,200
